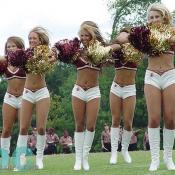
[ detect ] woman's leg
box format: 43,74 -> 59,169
35,97 -> 50,169
144,84 -> 161,171
1,103 -> 17,168
122,95 -> 136,163
15,100 -> 34,170
72,96 -> 86,170
109,92 -> 121,164
82,97 -> 100,171
162,84 -> 175,170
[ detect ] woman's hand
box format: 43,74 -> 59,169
115,32 -> 130,44
110,43 -> 121,52
48,49 -> 58,64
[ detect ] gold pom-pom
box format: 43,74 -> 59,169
87,40 -> 111,65
26,45 -> 55,74
149,23 -> 174,54
121,43 -> 142,65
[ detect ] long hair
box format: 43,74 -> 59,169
147,3 -> 173,25
29,26 -> 50,46
5,36 -> 25,55
78,21 -> 106,46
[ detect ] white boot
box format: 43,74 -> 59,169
82,130 -> 95,171
163,128 -> 175,170
121,129 -> 132,163
110,127 -> 119,164
1,137 -> 11,169
74,132 -> 84,170
36,134 -> 46,170
14,135 -> 28,171
148,127 -> 160,171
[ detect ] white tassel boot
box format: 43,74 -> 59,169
148,127 -> 160,171
74,132 -> 84,170
14,135 -> 28,171
1,137 -> 11,169
36,134 -> 46,170
163,128 -> 175,170
121,129 -> 132,163
110,127 -> 119,164
82,130 -> 95,171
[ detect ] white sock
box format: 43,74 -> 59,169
17,135 -> 28,148
1,137 -> 11,153
36,134 -> 46,160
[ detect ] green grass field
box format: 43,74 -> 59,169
1,151 -> 175,175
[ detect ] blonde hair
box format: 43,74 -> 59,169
147,3 -> 173,25
78,21 -> 106,46
5,36 -> 25,55
29,26 -> 50,46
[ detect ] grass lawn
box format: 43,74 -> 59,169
1,151 -> 175,175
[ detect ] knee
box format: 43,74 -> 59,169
123,120 -> 132,131
86,126 -> 95,132
124,124 -> 132,131
20,127 -> 28,135
2,128 -> 11,137
75,121 -> 85,132
164,119 -> 174,129
37,127 -> 46,135
112,119 -> 120,128
148,118 -> 160,128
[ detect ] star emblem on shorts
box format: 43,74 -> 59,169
76,87 -> 80,91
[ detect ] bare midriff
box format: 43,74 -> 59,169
114,69 -> 136,86
76,68 -> 99,90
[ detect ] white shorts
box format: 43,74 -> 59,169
22,87 -> 50,104
72,84 -> 101,102
4,92 -> 22,109
110,82 -> 136,99
144,69 -> 175,90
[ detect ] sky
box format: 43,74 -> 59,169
0,0 -> 174,55
161,0 -> 175,12
0,0 -> 112,54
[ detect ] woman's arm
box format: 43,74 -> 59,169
114,32 -> 130,44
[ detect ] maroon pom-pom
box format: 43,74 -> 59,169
112,49 -> 124,61
129,25 -> 152,53
129,25 -> 165,56
54,37 -> 81,63
0,57 -> 8,75
7,49 -> 27,68
25,48 -> 34,59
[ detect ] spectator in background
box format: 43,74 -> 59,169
45,128 -> 59,155
59,130 -> 73,154
27,127 -> 37,155
143,129 -> 150,151
101,124 -> 111,152
129,129 -> 141,151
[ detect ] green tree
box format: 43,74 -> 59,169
107,0 -> 160,39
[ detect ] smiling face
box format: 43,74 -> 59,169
28,32 -> 41,48
148,10 -> 164,24
6,41 -> 18,52
79,30 -> 92,47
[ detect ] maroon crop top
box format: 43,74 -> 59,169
4,67 -> 26,80
114,57 -> 137,70
73,48 -> 101,71
73,57 -> 101,71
